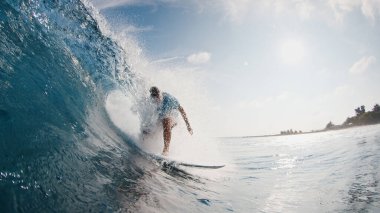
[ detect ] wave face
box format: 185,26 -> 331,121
0,0 -> 150,211
1,0 -> 219,212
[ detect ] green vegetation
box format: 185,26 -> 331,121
325,103 -> 380,130
280,129 -> 303,135
278,103 -> 380,136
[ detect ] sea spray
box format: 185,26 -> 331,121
1,0 -> 227,212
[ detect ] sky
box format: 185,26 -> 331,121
90,0 -> 380,137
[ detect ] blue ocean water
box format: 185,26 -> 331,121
1,0 -> 380,212
218,125 -> 380,212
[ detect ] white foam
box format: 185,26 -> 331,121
105,91 -> 141,140
84,0 -> 225,165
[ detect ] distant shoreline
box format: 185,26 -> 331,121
223,104 -> 380,139
239,123 -> 380,139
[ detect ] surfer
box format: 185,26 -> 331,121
148,86 -> 193,156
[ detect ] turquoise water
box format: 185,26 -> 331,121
1,0 -> 380,212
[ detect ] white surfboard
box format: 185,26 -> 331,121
148,153 -> 225,169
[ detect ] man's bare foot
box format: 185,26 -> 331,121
162,150 -> 169,156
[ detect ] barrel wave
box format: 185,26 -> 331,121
0,0 -> 150,211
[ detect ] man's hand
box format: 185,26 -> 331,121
179,106 -> 193,135
187,126 -> 193,135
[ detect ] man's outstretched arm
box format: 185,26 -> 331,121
178,106 -> 193,135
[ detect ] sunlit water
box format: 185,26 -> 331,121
107,124 -> 380,213
204,124 -> 380,212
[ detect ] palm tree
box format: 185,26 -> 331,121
373,104 -> 380,113
355,106 -> 365,116
360,105 -> 366,114
355,107 -> 361,116
325,121 -> 334,129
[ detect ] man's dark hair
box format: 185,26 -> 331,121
149,86 -> 160,97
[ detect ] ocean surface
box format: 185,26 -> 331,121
219,125 -> 380,212
1,0 -> 380,212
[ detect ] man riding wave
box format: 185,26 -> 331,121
147,86 -> 193,156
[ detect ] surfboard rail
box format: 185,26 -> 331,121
148,153 -> 225,169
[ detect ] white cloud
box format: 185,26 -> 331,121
121,25 -> 153,34
90,0 -> 177,10
328,0 -> 361,23
91,0 -> 380,24
151,56 -> 181,64
295,0 -> 316,20
91,0 -> 139,9
219,0 -> 380,24
361,0 -> 380,23
221,0 -> 254,23
349,56 -> 376,74
214,0 -> 317,24
328,0 -> 361,13
187,52 -> 211,64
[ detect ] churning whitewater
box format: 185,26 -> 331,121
1,0 -> 380,212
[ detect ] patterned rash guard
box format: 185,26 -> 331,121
158,92 -> 180,119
